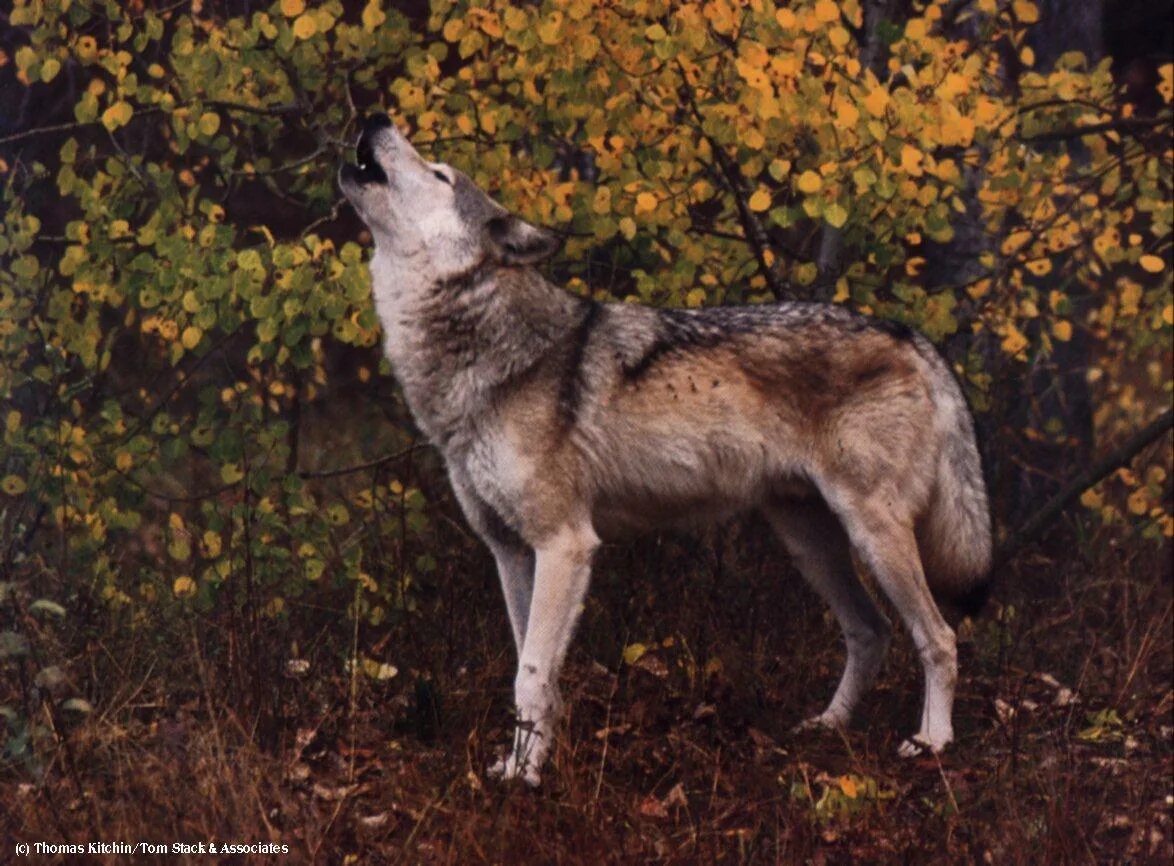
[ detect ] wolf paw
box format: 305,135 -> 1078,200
897,734 -> 950,758
792,711 -> 848,734
487,753 -> 542,787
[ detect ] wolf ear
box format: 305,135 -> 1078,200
485,215 -> 562,265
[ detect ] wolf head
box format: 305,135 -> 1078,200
339,114 -> 561,278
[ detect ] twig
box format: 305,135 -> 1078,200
296,445 -> 420,480
994,408 -> 1174,569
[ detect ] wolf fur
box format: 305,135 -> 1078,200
339,114 -> 992,786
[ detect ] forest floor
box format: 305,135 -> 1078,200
3,523 -> 1171,865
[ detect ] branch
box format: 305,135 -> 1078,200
678,72 -> 788,300
994,409 -> 1174,569
297,445 -> 420,480
0,120 -> 97,146
1021,115 -> 1172,145
204,100 -> 303,117
0,101 -> 301,147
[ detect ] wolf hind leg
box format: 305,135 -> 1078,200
832,494 -> 957,755
765,500 -> 891,731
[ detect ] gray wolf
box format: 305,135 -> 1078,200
339,113 -> 992,786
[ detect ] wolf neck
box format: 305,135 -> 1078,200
368,246 -> 578,450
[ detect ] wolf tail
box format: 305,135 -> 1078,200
916,353 -> 993,618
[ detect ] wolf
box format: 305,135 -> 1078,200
339,113 -> 992,786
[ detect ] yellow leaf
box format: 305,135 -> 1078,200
1000,324 -> 1029,357
635,192 -> 658,215
825,202 -> 848,228
537,12 -> 564,45
292,12 -> 317,39
834,99 -> 859,130
937,72 -> 970,100
797,170 -> 822,194
1001,230 -> 1032,256
115,451 -> 133,472
173,576 -> 197,598
1162,304 -> 1173,325
1139,254 -> 1164,273
203,531 -> 222,558
619,217 -> 637,240
1025,258 -> 1052,276
905,18 -> 927,40
197,111 -> 220,137
685,288 -> 707,308
181,326 -> 202,349
1013,0 -> 1040,23
280,0 -> 305,16
838,776 -> 859,798
1020,46 -> 1035,66
100,101 -> 133,132
828,26 -> 850,49
1052,320 -> 1072,341
748,188 -> 772,212
1127,488 -> 1149,516
623,643 -> 647,665
361,0 -> 386,31
1080,488 -> 1102,509
900,145 -> 924,176
864,86 -> 890,117
813,0 -> 839,23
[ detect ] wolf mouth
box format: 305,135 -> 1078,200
342,131 -> 388,186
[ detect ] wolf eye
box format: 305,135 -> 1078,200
432,169 -> 451,185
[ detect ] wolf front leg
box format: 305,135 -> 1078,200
448,469 -> 535,655
488,519 -> 599,786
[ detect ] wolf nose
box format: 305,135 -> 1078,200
363,113 -> 393,135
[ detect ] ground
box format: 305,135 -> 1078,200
3,522 -> 1171,865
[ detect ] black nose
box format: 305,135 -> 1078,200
363,113 -> 393,135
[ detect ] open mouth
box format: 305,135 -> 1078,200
342,132 -> 388,186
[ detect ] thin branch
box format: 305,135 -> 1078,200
994,409 -> 1174,569
0,120 -> 97,146
678,68 -> 789,300
204,99 -> 303,117
297,445 -> 421,480
1021,115 -> 1172,145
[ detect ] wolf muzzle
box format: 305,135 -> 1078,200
341,113 -> 392,186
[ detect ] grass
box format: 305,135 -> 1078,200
3,519 -> 1171,864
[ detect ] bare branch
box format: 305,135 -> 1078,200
994,409 -> 1174,569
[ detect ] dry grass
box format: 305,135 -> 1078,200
3,522 -> 1171,865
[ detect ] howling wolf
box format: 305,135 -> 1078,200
339,114 -> 992,786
